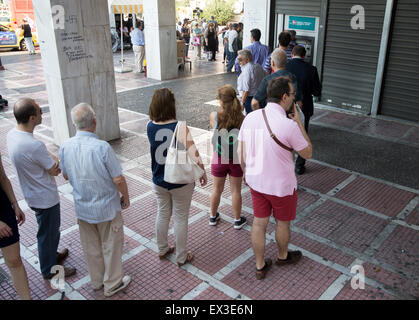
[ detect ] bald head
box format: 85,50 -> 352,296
271,48 -> 287,69
14,98 -> 39,124
71,103 -> 96,130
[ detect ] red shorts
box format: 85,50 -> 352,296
211,154 -> 243,178
250,188 -> 297,221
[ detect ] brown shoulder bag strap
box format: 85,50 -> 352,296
261,108 -> 293,152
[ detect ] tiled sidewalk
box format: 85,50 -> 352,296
0,107 -> 418,300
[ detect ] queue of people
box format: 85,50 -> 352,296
0,27 -> 321,300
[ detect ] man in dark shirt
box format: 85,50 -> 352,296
21,19 -> 35,55
252,48 -> 301,110
286,45 -> 321,175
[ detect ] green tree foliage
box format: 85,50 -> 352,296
202,0 -> 235,25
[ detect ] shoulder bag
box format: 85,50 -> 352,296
164,121 -> 204,184
261,109 -> 293,152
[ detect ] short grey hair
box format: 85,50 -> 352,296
238,49 -> 253,62
271,48 -> 287,68
71,103 -> 96,130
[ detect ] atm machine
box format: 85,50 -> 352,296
275,14 -> 320,66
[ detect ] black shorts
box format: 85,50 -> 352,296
0,194 -> 19,249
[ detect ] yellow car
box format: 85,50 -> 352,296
0,23 -> 38,51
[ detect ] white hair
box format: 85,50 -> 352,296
71,103 -> 96,130
238,49 -> 253,62
271,48 -> 287,68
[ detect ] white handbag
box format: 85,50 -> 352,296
164,121 -> 204,184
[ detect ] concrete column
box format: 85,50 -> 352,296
243,0 -> 271,48
33,0 -> 120,144
143,0 -> 177,81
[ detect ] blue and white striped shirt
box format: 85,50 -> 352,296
59,131 -> 123,224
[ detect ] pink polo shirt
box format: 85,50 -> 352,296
238,102 -> 308,197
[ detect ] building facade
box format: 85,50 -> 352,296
243,0 -> 419,123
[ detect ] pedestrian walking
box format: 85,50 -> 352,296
192,22 -> 203,60
0,153 -> 31,300
7,98 -> 76,280
111,26 -> 120,53
236,49 -> 266,114
21,18 -> 35,54
205,23 -> 217,61
227,24 -> 239,72
59,103 -> 131,297
238,77 -> 313,280
286,45 -> 321,175
147,88 -> 207,267
251,48 -> 301,110
209,85 -> 247,229
234,28 -> 270,75
130,21 -> 145,73
181,22 -> 191,59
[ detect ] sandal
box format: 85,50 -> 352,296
177,252 -> 194,267
158,246 -> 175,260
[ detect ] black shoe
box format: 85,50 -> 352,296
234,216 -> 247,230
43,266 -> 77,280
56,248 -> 69,265
295,166 -> 306,175
209,212 -> 220,226
256,259 -> 272,280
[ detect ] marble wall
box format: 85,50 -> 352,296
33,0 -> 120,144
243,0 -> 271,48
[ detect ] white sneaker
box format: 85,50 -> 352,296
104,275 -> 131,297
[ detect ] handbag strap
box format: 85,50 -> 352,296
261,109 -> 293,152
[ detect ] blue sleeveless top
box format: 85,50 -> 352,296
147,121 -> 187,190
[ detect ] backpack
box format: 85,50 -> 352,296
212,127 -> 240,161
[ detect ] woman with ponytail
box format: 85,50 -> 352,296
209,85 -> 247,229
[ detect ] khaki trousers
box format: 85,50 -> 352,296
133,44 -> 145,72
153,183 -> 194,264
78,212 -> 124,294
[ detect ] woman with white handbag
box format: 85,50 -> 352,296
147,88 -> 207,267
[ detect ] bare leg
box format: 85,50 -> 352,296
229,176 -> 242,220
2,242 -> 31,300
275,220 -> 290,260
251,217 -> 270,269
210,176 -> 226,217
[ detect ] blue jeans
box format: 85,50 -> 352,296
227,51 -> 237,72
244,96 -> 253,114
32,203 -> 61,276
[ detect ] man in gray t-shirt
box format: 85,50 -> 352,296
7,98 -> 76,280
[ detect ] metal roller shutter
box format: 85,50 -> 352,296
275,0 -> 321,16
321,0 -> 386,113
379,0 -> 419,122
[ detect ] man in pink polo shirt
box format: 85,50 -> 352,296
238,76 -> 312,280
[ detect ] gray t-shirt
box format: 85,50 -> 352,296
7,128 -> 59,209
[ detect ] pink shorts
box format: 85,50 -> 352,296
250,188 -> 297,221
211,154 -> 243,178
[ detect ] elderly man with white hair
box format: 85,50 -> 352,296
237,49 -> 267,114
59,103 -> 131,297
252,48 -> 301,111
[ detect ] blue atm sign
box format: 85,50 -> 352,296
0,31 -> 17,46
288,16 -> 316,31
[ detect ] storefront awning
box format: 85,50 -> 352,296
111,0 -> 143,14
